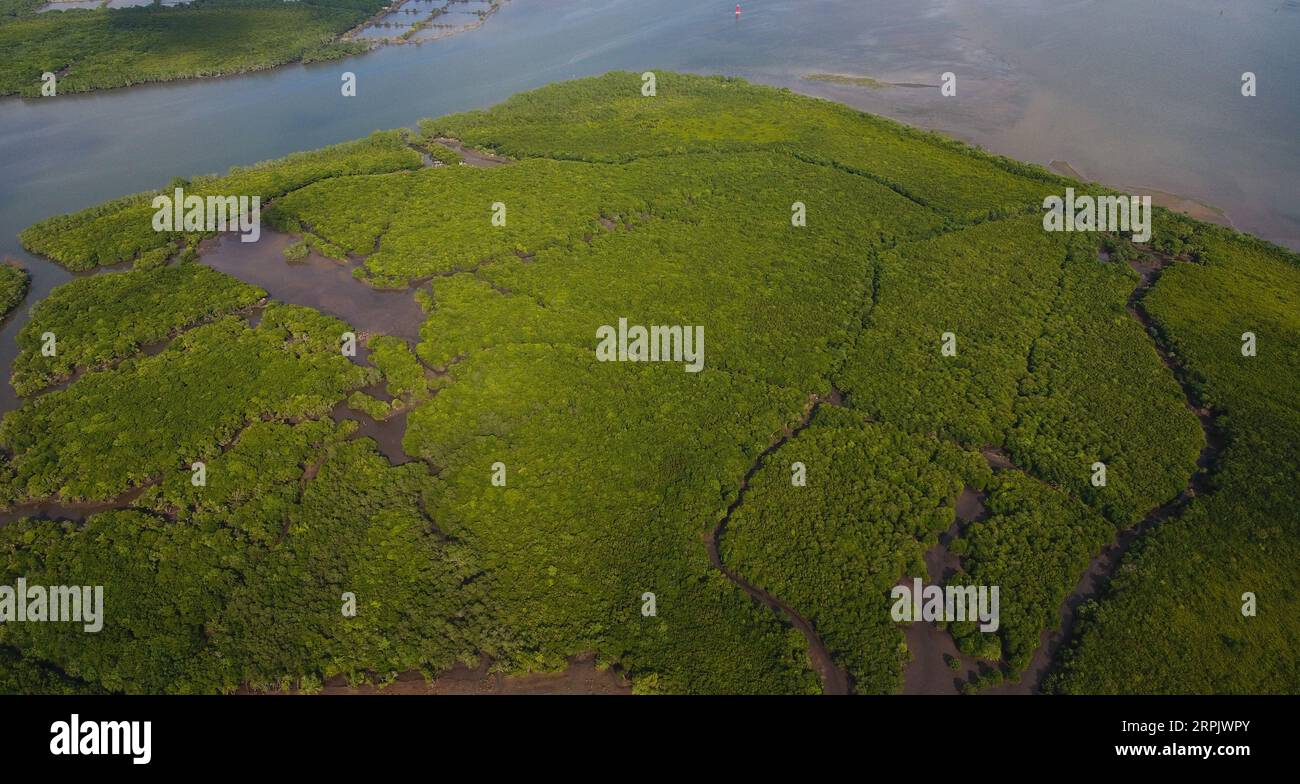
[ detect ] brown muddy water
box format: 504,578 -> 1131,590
329,376 -> 416,466
0,231 -> 427,523
199,232 -> 426,343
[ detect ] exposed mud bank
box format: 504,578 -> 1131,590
246,652 -> 631,695
1045,161 -> 1234,229
900,485 -> 992,694
430,137 -> 511,168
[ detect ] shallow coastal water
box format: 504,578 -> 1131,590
0,0 -> 1296,408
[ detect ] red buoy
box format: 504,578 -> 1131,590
735,4 -> 741,17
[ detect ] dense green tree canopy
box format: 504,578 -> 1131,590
0,0 -> 387,97
3,73 -> 1296,694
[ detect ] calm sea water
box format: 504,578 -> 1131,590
0,0 -> 1296,408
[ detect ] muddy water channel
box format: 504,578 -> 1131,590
0,485 -> 153,528
0,0 -> 1273,692
898,248 -> 1224,695
329,378 -> 416,467
199,232 -> 428,466
900,486 -> 992,695
709,391 -> 852,695
0,231 -> 427,527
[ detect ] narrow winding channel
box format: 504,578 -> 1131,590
707,390 -> 852,696
895,248 -> 1224,695
982,250 -> 1224,695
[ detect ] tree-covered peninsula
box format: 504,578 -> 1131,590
3,73 -> 1296,695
